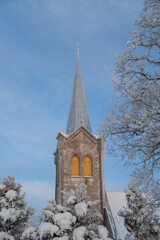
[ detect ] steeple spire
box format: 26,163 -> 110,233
77,43 -> 79,57
66,45 -> 92,135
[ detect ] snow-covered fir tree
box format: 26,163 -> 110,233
23,183 -> 113,240
0,174 -> 35,240
118,182 -> 160,240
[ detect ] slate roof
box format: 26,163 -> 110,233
66,47 -> 92,135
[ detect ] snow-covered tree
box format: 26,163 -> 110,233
100,0 -> 160,190
119,182 -> 160,240
62,183 -> 105,239
0,174 -> 35,240
23,183 -> 112,240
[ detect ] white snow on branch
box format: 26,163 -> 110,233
5,190 -> 17,201
98,225 -> 109,239
75,202 -> 87,217
153,208 -> 160,224
0,207 -> 20,223
73,226 -> 86,240
67,195 -> 77,205
39,222 -> 59,239
53,212 -> 76,231
22,227 -> 37,240
53,237 -> 69,240
0,184 -> 5,191
0,232 -> 14,240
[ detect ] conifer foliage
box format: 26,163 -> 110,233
119,182 -> 160,240
0,174 -> 35,240
23,183 -> 112,240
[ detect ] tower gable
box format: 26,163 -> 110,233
67,126 -> 98,143
57,126 -> 99,143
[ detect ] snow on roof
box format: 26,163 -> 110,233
93,134 -> 100,139
59,132 -> 68,137
106,191 -> 128,240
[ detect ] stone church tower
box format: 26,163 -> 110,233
54,45 -> 105,217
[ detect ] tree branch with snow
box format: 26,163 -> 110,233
100,0 -> 160,191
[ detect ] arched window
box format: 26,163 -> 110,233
84,156 -> 92,176
71,155 -> 79,176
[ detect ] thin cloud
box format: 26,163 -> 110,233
22,181 -> 55,210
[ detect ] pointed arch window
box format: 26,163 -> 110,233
71,155 -> 79,176
84,156 -> 92,176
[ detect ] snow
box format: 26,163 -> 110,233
153,225 -> 160,232
67,195 -> 77,205
39,183 -> 106,239
87,200 -> 99,208
106,191 -> 128,240
53,213 -> 63,225
53,212 -> 76,231
93,134 -> 100,138
73,226 -> 86,240
0,207 -> 20,223
57,216 -> 71,230
0,184 -> 5,190
0,197 -> 8,207
5,190 -> 17,201
63,212 -> 76,223
105,206 -> 117,239
59,132 -> 68,137
58,218 -> 72,231
75,202 -> 87,217
56,204 -> 66,212
0,232 -> 14,240
43,209 -> 54,218
98,225 -> 109,239
153,208 -> 160,223
39,222 -> 59,239
53,237 -> 69,240
22,227 -> 37,239
125,208 -> 133,215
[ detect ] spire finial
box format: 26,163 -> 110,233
77,43 -> 79,57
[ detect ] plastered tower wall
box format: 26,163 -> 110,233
54,126 -> 105,216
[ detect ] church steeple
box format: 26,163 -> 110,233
66,44 -> 92,134
54,47 -> 105,223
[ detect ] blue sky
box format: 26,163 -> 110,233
0,0 -> 144,211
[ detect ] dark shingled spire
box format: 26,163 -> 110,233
66,44 -> 92,135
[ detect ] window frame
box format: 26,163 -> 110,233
71,154 -> 80,176
84,155 -> 92,177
